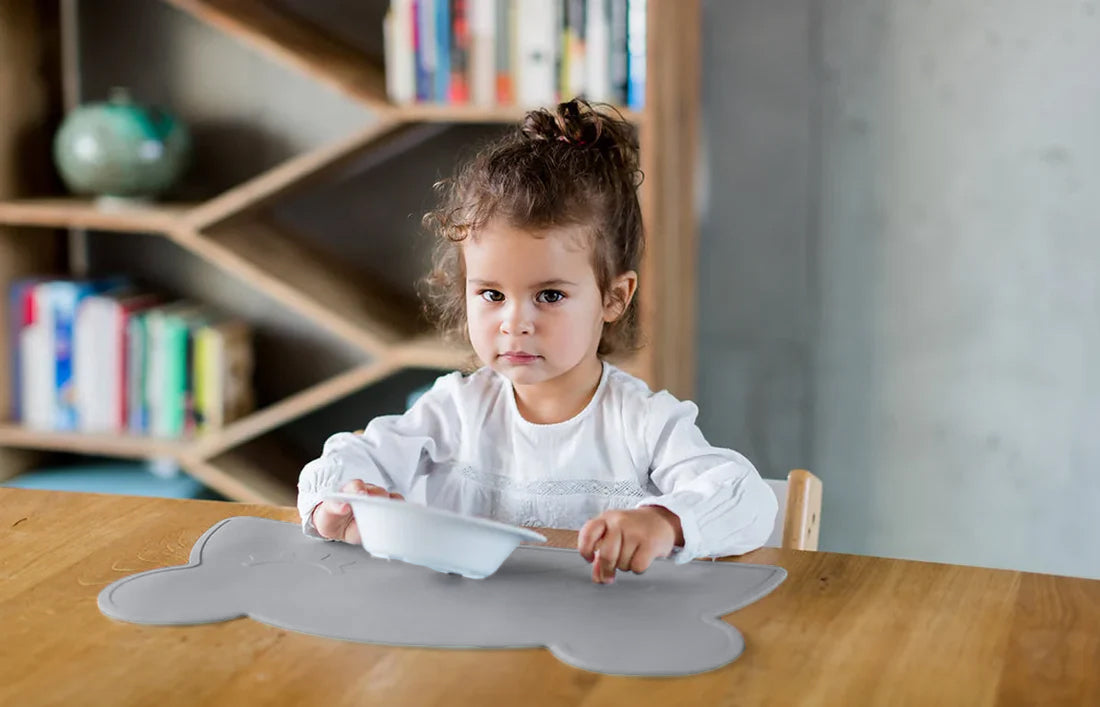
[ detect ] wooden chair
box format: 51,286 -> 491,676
763,469 -> 823,551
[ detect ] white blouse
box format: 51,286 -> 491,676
297,362 -> 778,562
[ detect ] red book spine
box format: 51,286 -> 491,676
449,0 -> 470,103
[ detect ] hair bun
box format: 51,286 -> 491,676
521,99 -> 639,170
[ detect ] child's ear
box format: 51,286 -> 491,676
602,270 -> 638,322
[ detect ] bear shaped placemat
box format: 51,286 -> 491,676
98,517 -> 786,676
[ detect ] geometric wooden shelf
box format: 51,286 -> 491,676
0,0 -> 700,505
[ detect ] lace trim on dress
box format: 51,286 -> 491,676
457,465 -> 647,498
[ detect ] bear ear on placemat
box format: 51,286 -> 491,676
98,518 -> 247,626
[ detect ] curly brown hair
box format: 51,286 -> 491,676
422,99 -> 644,358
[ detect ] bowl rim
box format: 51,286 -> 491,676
324,492 -> 548,544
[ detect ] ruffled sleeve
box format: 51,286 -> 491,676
296,371 -> 464,537
635,391 -> 778,562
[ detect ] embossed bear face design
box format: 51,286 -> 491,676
99,517 -> 786,676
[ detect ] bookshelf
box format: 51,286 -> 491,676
0,0 -> 701,505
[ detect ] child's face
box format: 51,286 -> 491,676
463,221 -> 626,388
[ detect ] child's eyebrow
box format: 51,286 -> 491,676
467,279 -> 578,288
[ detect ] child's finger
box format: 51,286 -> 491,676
595,528 -> 622,584
577,518 -> 607,563
341,479 -> 371,494
629,544 -> 659,574
616,537 -> 640,572
323,499 -> 351,516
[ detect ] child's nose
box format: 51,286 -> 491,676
500,303 -> 533,336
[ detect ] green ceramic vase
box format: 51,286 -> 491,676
53,88 -> 191,203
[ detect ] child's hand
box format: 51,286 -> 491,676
577,507 -> 684,584
311,479 -> 405,544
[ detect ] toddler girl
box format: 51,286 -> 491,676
298,100 -> 777,584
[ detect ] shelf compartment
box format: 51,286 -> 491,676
190,358 -> 403,460
181,120 -> 443,231
0,198 -> 193,233
162,0 -> 388,110
185,434 -> 303,506
176,218 -> 424,355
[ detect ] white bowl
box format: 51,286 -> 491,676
325,493 -> 547,579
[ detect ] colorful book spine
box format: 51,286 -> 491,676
449,0 -> 471,103
609,0 -> 629,105
515,0 -> 560,107
8,278 -> 43,421
434,0 -> 452,101
51,280 -> 124,431
194,319 -> 254,433
626,0 -> 646,109
469,0 -> 496,105
585,0 -> 612,103
494,0 -> 514,103
416,0 -> 436,102
18,282 -> 55,429
562,0 -> 587,100
128,311 -> 150,434
384,0 -> 643,108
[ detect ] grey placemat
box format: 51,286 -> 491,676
98,517 -> 786,676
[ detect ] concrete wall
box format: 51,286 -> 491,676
699,0 -> 1100,579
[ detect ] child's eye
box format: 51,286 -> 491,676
536,289 -> 565,304
479,289 -> 505,303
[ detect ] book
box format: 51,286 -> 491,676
434,0 -> 451,101
127,309 -> 150,434
18,282 -> 55,430
145,302 -> 206,438
74,290 -> 160,433
193,318 -> 254,433
469,0 -> 496,105
46,277 -> 127,430
609,0 -> 629,105
626,0 -> 646,109
585,0 -> 613,103
449,0 -> 471,103
561,0 -> 587,100
415,0 -> 436,102
515,0 -> 560,107
8,277 -> 44,422
384,0 -> 416,104
494,0 -> 514,104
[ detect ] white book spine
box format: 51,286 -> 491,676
585,0 -> 612,102
74,299 -> 104,431
20,285 -> 55,430
469,0 -> 497,105
394,0 -> 416,104
515,0 -> 559,107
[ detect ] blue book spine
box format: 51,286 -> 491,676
128,312 -> 148,434
413,0 -> 431,102
626,0 -> 646,109
435,0 -> 451,102
51,277 -> 130,430
51,282 -> 96,431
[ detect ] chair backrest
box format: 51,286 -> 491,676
763,469 -> 822,551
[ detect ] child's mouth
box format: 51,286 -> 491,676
499,351 -> 539,364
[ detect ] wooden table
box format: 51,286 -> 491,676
1,488 -> 1097,705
